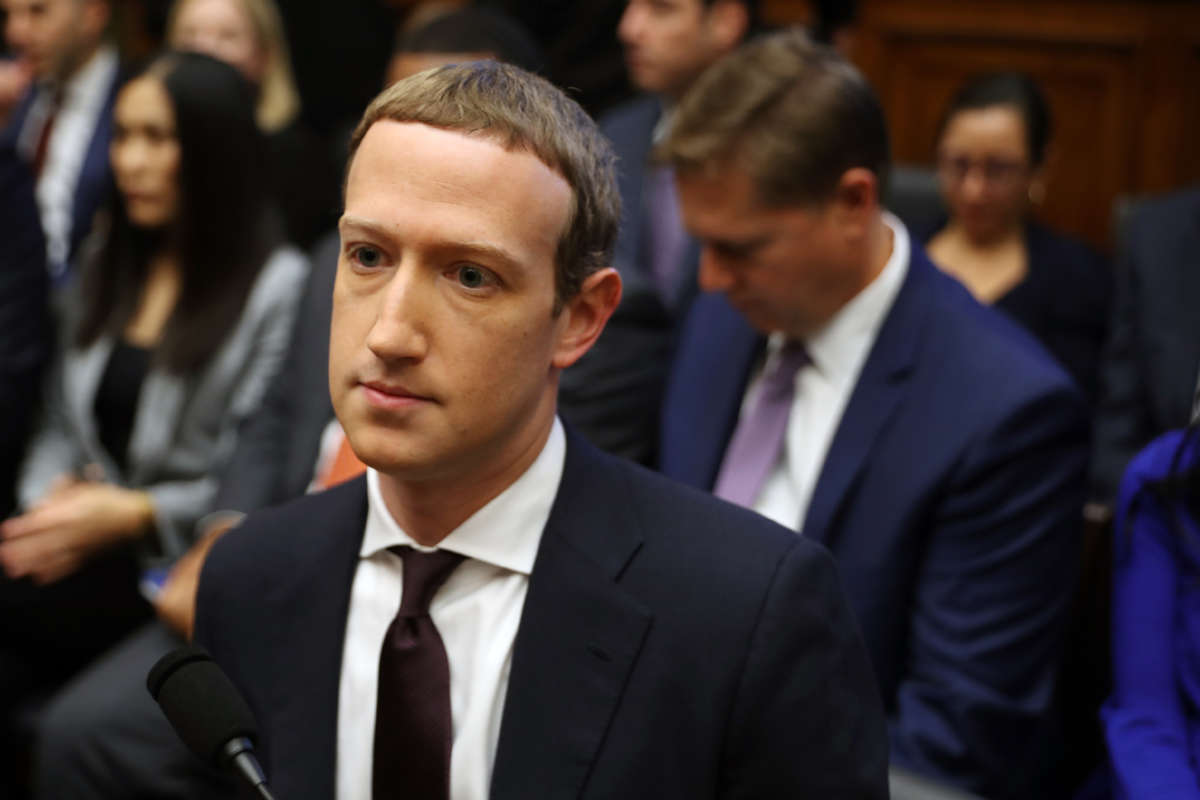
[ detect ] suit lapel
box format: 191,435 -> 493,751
62,336 -> 113,469
491,433 -> 651,799
801,254 -> 930,546
68,77 -> 117,256
660,293 -> 762,489
267,478 -> 367,799
127,369 -> 188,483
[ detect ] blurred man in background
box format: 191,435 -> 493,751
1,0 -> 118,280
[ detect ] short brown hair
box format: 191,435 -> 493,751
348,61 -> 620,310
658,29 -> 890,207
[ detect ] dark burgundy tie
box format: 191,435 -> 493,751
373,545 -> 465,799
32,90 -> 62,177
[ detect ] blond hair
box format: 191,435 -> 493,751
349,61 -> 619,309
167,0 -> 301,133
659,28 -> 890,206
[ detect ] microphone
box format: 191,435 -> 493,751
147,645 -> 277,800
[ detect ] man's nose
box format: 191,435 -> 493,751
365,263 -> 431,362
617,3 -> 644,44
6,16 -> 30,50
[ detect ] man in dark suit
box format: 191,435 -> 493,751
1092,186 -> 1200,502
657,32 -> 1088,798
1,0 -> 119,280
195,61 -> 887,799
0,138 -> 50,521
556,0 -> 756,465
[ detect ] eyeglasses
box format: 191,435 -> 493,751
936,154 -> 1029,186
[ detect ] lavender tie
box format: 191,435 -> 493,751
713,343 -> 810,507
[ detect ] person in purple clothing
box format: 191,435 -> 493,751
1103,416 -> 1200,799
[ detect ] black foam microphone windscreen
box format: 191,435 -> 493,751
147,645 -> 258,767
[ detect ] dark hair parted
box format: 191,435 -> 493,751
78,51 -> 281,373
398,7 -> 545,75
658,28 -> 889,207
937,72 -> 1052,167
347,60 -> 619,311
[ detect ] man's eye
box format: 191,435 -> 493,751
455,265 -> 490,289
351,246 -> 382,268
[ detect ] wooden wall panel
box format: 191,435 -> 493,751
762,0 -> 1200,251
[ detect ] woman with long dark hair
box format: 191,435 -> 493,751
1102,413 -> 1200,798
922,72 -> 1111,403
0,51 -> 306,757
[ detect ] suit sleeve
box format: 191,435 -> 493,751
719,538 -> 889,799
889,382 -> 1088,798
1092,210 -> 1154,503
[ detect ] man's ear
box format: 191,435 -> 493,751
552,267 -> 622,370
707,1 -> 750,53
832,167 -> 880,239
83,0 -> 112,42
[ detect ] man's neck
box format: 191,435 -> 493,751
376,411 -> 557,547
840,215 -> 894,310
51,39 -> 103,89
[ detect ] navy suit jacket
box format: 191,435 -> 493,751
661,246 -> 1089,798
1,75 -> 120,271
195,429 -> 889,799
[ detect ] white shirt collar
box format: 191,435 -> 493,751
362,417 -> 566,576
770,211 -> 909,383
57,45 -> 117,110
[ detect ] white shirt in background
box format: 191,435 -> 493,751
748,213 -> 910,530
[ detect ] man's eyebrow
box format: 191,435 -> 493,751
710,234 -> 771,254
338,215 -> 526,272
338,215 -> 391,239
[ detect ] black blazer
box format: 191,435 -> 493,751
1092,187 -> 1200,501
918,220 -> 1112,404
0,140 -> 51,517
195,430 -> 889,798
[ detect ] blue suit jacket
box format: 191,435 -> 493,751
661,246 -> 1089,799
601,94 -> 700,313
0,75 -> 120,270
195,429 -> 889,799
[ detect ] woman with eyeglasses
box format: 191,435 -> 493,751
924,72 -> 1111,403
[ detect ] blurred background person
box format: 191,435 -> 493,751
922,72 -> 1111,404
1,0 -> 119,282
0,136 -> 51,524
384,4 -> 543,86
0,51 -> 306,799
1101,410 -> 1200,799
167,0 -> 338,249
557,0 -> 758,467
1092,185 -> 1200,504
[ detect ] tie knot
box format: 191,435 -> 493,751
390,546 -> 465,617
759,341 -> 809,398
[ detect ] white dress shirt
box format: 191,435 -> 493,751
748,213 -> 910,530
336,418 -> 565,800
24,45 -> 118,276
